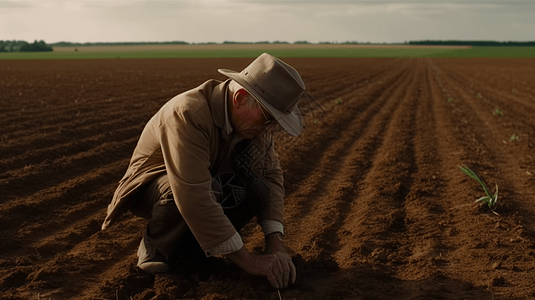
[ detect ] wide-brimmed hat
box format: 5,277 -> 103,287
218,53 -> 306,136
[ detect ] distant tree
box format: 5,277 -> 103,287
50,41 -> 190,47
19,40 -> 53,52
18,41 -> 31,51
223,41 -> 253,44
167,41 -> 189,45
294,40 -> 309,44
52,41 -> 77,47
8,40 -> 26,52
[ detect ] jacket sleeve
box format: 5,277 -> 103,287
257,134 -> 285,226
157,102 -> 239,251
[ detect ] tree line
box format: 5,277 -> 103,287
408,40 -> 535,47
0,40 -> 53,52
51,41 -> 190,47
51,41 -> 295,46
2,40 -> 534,52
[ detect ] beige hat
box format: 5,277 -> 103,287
218,53 -> 306,136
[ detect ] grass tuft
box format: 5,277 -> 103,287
459,165 -> 499,212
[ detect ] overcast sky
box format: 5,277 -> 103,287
1,0 -> 534,44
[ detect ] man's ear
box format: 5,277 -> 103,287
233,89 -> 249,107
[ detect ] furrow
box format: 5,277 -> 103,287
333,59 -> 424,268
440,66 -> 535,123
18,217 -> 145,300
285,59 -> 421,264
298,58 -> 401,109
0,94 -> 162,145
435,58 -> 535,100
438,61 -> 535,197
424,58 -> 535,291
0,135 -> 135,207
283,61 -> 415,222
389,60 -> 451,281
276,59 -> 413,266
0,122 -> 144,174
0,158 -> 128,237
21,183 -> 118,255
276,60 -> 413,198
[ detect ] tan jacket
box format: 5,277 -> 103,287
101,79 -> 285,251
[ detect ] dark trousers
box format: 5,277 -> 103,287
140,168 -> 267,261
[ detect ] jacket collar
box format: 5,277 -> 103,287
210,79 -> 232,140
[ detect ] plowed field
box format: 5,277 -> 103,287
1,57 -> 535,300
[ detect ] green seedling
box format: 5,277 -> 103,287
493,108 -> 503,116
476,93 -> 483,99
448,98 -> 454,103
336,98 -> 342,104
510,134 -> 520,142
459,166 -> 499,212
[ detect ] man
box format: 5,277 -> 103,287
101,53 -> 311,290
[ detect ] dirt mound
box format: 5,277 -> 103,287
1,57 -> 535,299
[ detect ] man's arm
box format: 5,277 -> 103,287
159,103 -> 239,252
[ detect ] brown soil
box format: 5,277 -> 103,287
1,57 -> 535,300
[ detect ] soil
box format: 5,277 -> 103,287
1,57 -> 535,300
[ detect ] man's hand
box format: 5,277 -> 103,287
264,232 -> 296,288
226,234 -> 296,289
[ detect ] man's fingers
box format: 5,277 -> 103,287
274,252 -> 293,288
281,259 -> 292,288
273,256 -> 284,289
289,259 -> 297,284
282,266 -> 289,288
247,253 -> 294,289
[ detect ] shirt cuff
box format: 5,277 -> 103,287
204,231 -> 243,257
260,220 -> 284,236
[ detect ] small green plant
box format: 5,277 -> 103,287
448,98 -> 454,103
510,134 -> 520,142
493,108 -> 503,116
459,166 -> 499,212
476,93 -> 483,99
336,98 -> 342,104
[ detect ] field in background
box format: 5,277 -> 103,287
1,57 -> 535,300
1,43 -> 533,59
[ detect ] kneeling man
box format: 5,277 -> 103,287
102,53 -> 311,289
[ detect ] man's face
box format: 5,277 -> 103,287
230,90 -> 275,139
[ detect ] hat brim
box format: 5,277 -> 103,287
218,68 -> 303,137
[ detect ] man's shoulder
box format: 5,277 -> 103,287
165,79 -> 220,113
